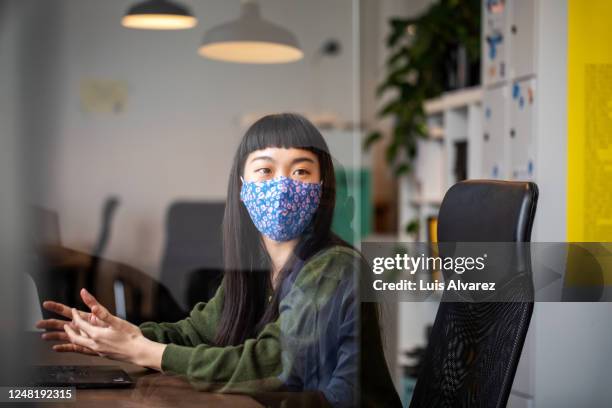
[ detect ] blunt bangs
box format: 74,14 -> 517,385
238,113 -> 330,161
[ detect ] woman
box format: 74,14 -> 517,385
37,113 -> 401,407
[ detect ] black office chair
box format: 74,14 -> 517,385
155,201 -> 225,321
409,180 -> 538,408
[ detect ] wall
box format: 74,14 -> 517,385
12,0 -> 357,278
532,0 -> 567,242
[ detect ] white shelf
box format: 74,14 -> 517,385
409,197 -> 443,207
424,86 -> 483,115
399,86 -> 483,243
428,125 -> 445,140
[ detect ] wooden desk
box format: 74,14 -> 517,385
27,332 -> 262,408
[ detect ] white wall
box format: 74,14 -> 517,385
13,0 -> 357,277
532,0 -> 567,242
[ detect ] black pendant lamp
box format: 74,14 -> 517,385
122,0 -> 197,30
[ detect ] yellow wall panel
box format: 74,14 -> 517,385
568,0 -> 612,241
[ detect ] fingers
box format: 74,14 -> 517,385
88,310 -> 109,328
80,288 -> 101,311
41,301 -> 74,319
71,308 -> 104,340
36,318 -> 68,331
41,331 -> 69,341
80,288 -> 115,327
42,300 -> 89,320
91,304 -> 116,327
64,323 -> 97,351
37,319 -> 87,341
52,343 -> 98,356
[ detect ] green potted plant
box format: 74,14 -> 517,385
364,0 -> 480,175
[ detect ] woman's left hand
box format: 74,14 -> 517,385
64,294 -> 166,371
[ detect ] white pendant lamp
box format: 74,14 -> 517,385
122,0 -> 197,30
198,0 -> 303,64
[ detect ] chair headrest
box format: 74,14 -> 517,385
438,180 -> 538,243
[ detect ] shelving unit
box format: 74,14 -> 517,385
395,86 -> 483,392
397,86 -> 483,242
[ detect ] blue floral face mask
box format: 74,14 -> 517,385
240,176 -> 323,242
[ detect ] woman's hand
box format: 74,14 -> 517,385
37,288 -> 166,370
36,288 -> 109,355
64,293 -> 166,371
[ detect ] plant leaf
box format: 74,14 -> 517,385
385,142 -> 399,163
394,162 -> 412,176
406,219 -> 419,234
373,0 -> 480,175
363,131 -> 382,151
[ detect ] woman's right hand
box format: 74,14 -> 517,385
36,289 -> 108,355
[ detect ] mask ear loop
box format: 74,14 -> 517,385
238,176 -> 246,202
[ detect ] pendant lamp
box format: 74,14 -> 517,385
198,0 -> 303,64
122,0 -> 197,30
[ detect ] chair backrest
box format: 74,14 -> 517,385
29,205 -> 61,246
437,180 -> 537,242
409,180 -> 538,408
158,201 -> 225,315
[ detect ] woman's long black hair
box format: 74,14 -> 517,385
214,112 -> 351,346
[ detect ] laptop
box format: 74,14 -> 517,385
30,365 -> 134,388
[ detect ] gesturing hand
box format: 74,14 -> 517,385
37,288 -> 166,370
37,288 -> 109,355
65,302 -> 141,361
64,291 -> 166,370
